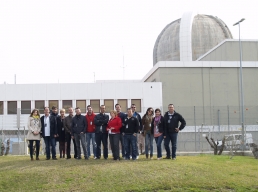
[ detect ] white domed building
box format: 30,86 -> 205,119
144,12 -> 258,126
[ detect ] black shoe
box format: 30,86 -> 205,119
46,158 -> 50,160
76,157 -> 82,160
85,157 -> 89,160
164,156 -> 171,159
66,157 -> 71,159
52,158 -> 58,160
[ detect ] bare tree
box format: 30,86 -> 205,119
205,136 -> 226,155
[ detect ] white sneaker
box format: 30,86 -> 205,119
136,156 -> 139,159
94,157 -> 97,160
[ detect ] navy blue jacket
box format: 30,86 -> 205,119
117,112 -> 126,133
164,111 -> 186,134
133,112 -> 143,132
94,113 -> 109,133
71,114 -> 87,136
40,114 -> 58,138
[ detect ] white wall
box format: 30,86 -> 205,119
0,82 -> 162,130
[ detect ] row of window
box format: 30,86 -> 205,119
0,99 -> 141,115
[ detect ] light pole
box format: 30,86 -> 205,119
233,18 -> 245,151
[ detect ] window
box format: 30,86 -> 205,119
117,99 -> 128,113
48,100 -> 59,110
131,99 -> 141,113
90,100 -> 100,113
62,100 -> 72,113
0,101 -> 3,115
35,100 -> 45,114
8,101 -> 17,114
104,100 -> 114,112
21,101 -> 31,114
76,100 -> 86,113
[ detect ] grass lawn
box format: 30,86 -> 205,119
0,155 -> 257,192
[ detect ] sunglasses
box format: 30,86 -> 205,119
132,107 -> 136,108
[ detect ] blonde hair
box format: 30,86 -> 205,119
110,110 -> 117,116
60,108 -> 66,113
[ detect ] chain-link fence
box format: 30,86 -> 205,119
1,106 -> 258,156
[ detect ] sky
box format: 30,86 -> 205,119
0,0 -> 258,84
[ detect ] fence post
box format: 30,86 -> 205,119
218,109 -> 220,133
194,106 -> 196,151
227,105 -> 230,134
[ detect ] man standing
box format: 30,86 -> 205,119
164,104 -> 186,160
131,104 -> 143,158
64,107 -> 77,159
41,107 -> 58,160
94,105 -> 109,159
85,105 -> 97,159
115,103 -> 126,159
122,108 -> 139,160
71,107 -> 88,160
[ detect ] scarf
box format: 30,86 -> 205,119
154,116 -> 161,127
33,115 -> 40,119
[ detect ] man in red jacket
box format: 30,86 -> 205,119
85,105 -> 97,159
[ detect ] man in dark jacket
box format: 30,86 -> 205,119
64,107 -> 77,159
41,107 -> 58,160
94,105 -> 109,159
164,104 -> 186,160
131,104 -> 143,158
115,103 -> 126,159
71,107 -> 88,160
122,108 -> 139,160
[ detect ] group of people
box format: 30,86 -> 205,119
26,103 -> 186,161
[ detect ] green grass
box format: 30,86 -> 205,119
0,155 -> 258,192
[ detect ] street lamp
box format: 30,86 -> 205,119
233,18 -> 245,151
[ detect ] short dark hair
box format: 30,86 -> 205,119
75,107 -> 80,110
155,108 -> 161,113
44,107 -> 49,110
131,104 -> 136,106
168,104 -> 174,107
100,105 -> 105,108
87,105 -> 91,108
127,107 -> 132,111
52,106 -> 57,110
115,103 -> 121,107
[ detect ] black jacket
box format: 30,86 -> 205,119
71,114 -> 87,136
57,116 -> 66,142
164,111 -> 186,134
121,116 -> 139,134
94,113 -> 109,133
133,112 -> 143,131
151,116 -> 166,135
40,114 -> 58,138
117,112 -> 126,133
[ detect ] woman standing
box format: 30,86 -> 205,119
142,107 -> 154,159
27,109 -> 41,161
151,108 -> 165,160
107,110 -> 122,160
57,109 -> 66,158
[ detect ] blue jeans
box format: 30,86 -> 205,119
74,133 -> 88,158
44,136 -> 56,159
124,134 -> 137,160
145,133 -> 154,156
95,132 -> 108,159
164,132 -> 178,158
86,133 -> 97,157
154,134 -> 163,158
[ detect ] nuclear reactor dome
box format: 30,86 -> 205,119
153,12 -> 233,65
